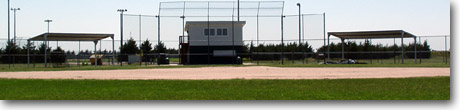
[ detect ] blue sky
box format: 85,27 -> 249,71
0,0 -> 450,51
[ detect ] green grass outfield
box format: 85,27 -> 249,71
0,77 -> 450,100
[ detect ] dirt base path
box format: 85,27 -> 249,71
0,66 -> 450,80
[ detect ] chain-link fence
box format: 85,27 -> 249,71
0,1 -> 450,68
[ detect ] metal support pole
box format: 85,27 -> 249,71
44,34 -> 48,68
401,32 -> 405,64
7,0 -> 10,68
207,2 -> 210,65
158,4 -> 162,65
180,1 -> 186,65
94,41 -> 98,67
370,39 -> 373,64
302,14 -> 306,64
118,9 -> 127,66
297,3 -> 301,45
327,34 -> 330,61
394,38 -> 396,64
419,36 -> 422,64
323,13 -> 326,64
8,0 -> 10,45
281,16 -> 285,65
112,37 -> 115,66
445,35 -> 448,64
78,40 -> 80,67
256,1 -> 260,65
12,8 -> 18,45
27,40 -> 30,68
414,37 -> 417,64
232,3 -> 235,64
341,38 -> 345,60
120,13 -> 123,66
139,14 -> 142,48
237,0 -> 240,21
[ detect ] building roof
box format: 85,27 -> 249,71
28,33 -> 114,41
328,30 -> 417,39
185,21 -> 246,31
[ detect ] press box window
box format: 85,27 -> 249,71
204,29 -> 209,36
217,29 -> 228,36
210,29 -> 215,35
217,29 -> 222,35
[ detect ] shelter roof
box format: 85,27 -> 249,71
328,30 -> 416,39
29,33 -> 114,41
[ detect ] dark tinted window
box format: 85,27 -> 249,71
210,29 -> 215,35
223,29 -> 228,35
217,29 -> 223,35
204,29 -> 209,36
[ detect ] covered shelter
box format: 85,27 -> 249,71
327,30 -> 417,64
27,33 -> 115,67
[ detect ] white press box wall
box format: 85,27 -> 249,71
185,21 -> 246,46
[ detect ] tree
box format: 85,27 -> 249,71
140,40 -> 154,62
120,38 -> 140,54
118,38 -> 140,62
141,39 -> 153,54
153,41 -> 167,53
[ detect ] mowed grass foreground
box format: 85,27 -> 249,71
0,77 -> 449,100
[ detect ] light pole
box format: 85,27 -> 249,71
7,0 -> 10,44
297,3 -> 301,45
11,8 -> 20,44
45,19 -> 52,33
237,0 -> 240,21
117,9 -> 127,66
44,19 -> 52,68
7,0 -> 10,68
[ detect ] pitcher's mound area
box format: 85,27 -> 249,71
0,66 -> 450,80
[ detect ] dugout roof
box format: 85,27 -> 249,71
29,33 -> 114,41
328,30 -> 416,39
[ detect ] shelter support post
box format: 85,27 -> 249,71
327,34 -> 331,62
78,40 -> 80,67
401,32 -> 405,64
341,38 -> 345,60
394,38 -> 396,64
44,34 -> 48,68
27,40 -> 30,68
414,37 -> 417,64
94,41 -> 98,67
112,36 -> 115,66
445,35 -> 448,64
370,39 -> 373,64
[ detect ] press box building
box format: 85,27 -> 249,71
180,21 -> 246,64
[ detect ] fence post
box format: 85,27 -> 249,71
445,35 -> 448,64
281,15 -> 285,65
27,40 -> 30,68
414,37 -> 417,64
401,32 -> 404,64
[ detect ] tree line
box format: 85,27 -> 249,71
0,38 -> 432,64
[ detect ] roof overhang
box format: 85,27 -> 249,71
328,30 -> 417,39
28,33 -> 114,41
